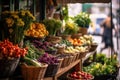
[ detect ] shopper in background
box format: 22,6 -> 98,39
100,14 -> 115,55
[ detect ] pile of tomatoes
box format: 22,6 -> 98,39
0,39 -> 28,59
68,71 -> 94,80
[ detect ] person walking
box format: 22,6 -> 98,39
100,14 -> 115,56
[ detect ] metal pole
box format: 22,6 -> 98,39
117,1 -> 120,78
116,0 -> 120,50
110,0 -> 113,57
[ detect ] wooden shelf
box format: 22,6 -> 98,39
43,77 -> 53,80
82,50 -> 96,63
56,59 -> 80,77
43,60 -> 81,80
11,51 -> 96,80
43,50 -> 97,80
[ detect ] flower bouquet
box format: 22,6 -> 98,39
0,39 -> 28,78
62,21 -> 79,35
0,10 -> 35,45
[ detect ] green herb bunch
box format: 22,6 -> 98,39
42,19 -> 62,36
74,12 -> 91,28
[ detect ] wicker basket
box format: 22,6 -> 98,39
74,53 -> 80,61
60,35 -> 71,40
57,47 -> 65,54
0,58 -> 20,78
44,63 -> 59,77
79,50 -> 89,59
78,27 -> 88,35
70,53 -> 78,62
68,55 -> 74,65
71,33 -> 82,39
45,36 -> 62,44
61,56 -> 70,68
21,63 -> 48,80
89,43 -> 98,52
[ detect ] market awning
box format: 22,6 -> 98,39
57,0 -> 111,4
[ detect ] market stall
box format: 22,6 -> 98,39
0,0 -> 118,80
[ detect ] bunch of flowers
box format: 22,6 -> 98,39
62,20 -> 79,35
0,39 -> 28,59
0,10 -> 35,45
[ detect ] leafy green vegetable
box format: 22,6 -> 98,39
74,12 -> 91,28
83,62 -> 116,76
60,39 -> 72,46
24,41 -> 44,59
83,54 -> 118,76
42,19 -> 62,36
23,56 -> 42,67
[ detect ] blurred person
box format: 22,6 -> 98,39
100,14 -> 116,55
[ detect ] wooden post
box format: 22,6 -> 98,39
74,60 -> 81,71
33,0 -> 36,16
39,0 -> 46,20
14,0 -> 19,10
0,0 -> 1,19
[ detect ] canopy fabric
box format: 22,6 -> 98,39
57,0 -> 111,4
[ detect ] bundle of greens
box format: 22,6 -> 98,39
74,12 -> 91,28
42,19 -> 62,36
22,41 -> 45,66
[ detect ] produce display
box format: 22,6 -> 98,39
23,56 -> 42,67
68,71 -> 94,80
67,35 -> 93,46
0,10 -> 35,44
60,39 -> 72,46
24,22 -> 48,38
62,21 -> 79,35
0,39 -> 28,59
38,53 -> 59,65
0,9 -> 101,80
73,12 -> 91,28
42,19 -> 62,36
79,35 -> 93,45
68,38 -> 82,46
83,53 -> 118,76
24,41 -> 44,59
32,40 -> 57,53
64,46 -> 88,54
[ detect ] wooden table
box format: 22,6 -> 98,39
43,50 -> 97,80
10,50 -> 96,80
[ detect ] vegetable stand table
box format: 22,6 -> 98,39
9,50 -> 96,80
43,50 -> 97,80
